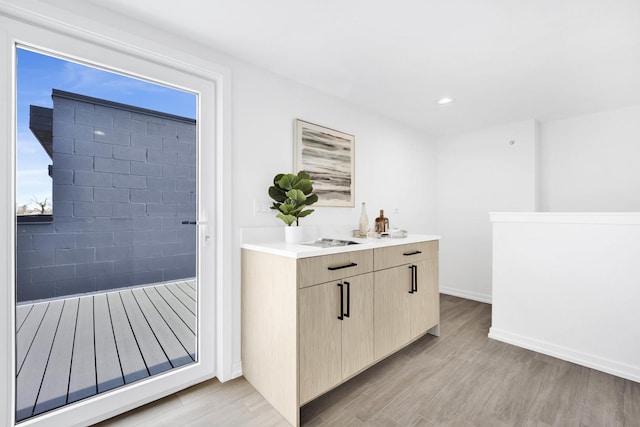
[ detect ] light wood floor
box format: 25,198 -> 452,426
96,294 -> 640,427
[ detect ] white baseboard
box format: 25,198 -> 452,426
489,327 -> 640,383
231,361 -> 243,379
440,286 -> 492,304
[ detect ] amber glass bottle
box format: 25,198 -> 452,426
375,209 -> 389,233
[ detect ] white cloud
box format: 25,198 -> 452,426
62,61 -> 166,95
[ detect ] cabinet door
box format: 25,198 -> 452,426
410,259 -> 439,339
299,282 -> 342,404
341,273 -> 374,379
373,266 -> 412,360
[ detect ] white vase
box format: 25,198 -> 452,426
284,226 -> 304,244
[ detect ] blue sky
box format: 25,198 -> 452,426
16,47 -> 197,209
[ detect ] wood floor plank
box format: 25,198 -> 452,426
624,380 -> 640,426
16,304 -> 33,332
119,290 -> 172,375
132,288 -> 193,367
581,369 -> 626,426
33,298 -> 79,415
68,295 -> 96,403
107,292 -> 148,384
184,279 -> 196,292
144,287 -> 196,358
15,300 -> 64,421
155,284 -> 196,332
165,283 -> 196,313
174,281 -> 197,302
524,362 -> 590,426
94,293 -> 125,393
16,302 -> 48,374
344,355 -> 437,424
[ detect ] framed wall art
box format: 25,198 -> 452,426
294,119 -> 355,207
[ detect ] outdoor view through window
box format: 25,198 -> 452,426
15,47 -> 198,421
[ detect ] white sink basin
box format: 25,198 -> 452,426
302,238 -> 360,248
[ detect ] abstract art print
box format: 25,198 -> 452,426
294,119 -> 355,207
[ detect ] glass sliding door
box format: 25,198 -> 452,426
14,46 -> 201,422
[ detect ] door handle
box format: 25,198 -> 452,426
413,265 -> 418,293
408,265 -> 415,294
337,283 -> 344,320
344,281 -> 350,318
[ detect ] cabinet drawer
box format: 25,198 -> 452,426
297,249 -> 373,288
373,240 -> 438,271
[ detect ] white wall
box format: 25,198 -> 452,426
435,105 -> 640,303
539,105 -> 640,211
490,212 -> 640,383
233,62 -> 437,234
436,120 -> 538,302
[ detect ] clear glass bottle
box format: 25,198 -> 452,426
359,202 -> 369,235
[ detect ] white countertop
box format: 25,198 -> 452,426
241,233 -> 440,259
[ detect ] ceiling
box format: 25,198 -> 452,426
80,1 -> 640,135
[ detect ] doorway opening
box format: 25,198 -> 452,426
15,47 -> 199,422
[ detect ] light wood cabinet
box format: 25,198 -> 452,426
373,265 -> 412,359
411,257 -> 439,339
299,281 -> 341,403
299,273 -> 373,404
374,241 -> 439,360
241,238 -> 438,427
341,273 -> 374,380
241,250 -> 299,425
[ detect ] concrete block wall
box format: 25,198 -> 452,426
16,90 -> 196,302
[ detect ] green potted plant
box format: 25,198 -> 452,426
268,171 -> 318,243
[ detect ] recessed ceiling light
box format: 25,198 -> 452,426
436,97 -> 454,105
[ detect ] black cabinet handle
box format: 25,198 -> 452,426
337,283 -> 344,320
328,262 -> 358,271
403,250 -> 422,256
344,281 -> 350,318
408,265 -> 418,293
408,265 -> 415,294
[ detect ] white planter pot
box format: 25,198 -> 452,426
284,226 -> 304,244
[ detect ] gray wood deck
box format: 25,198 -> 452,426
15,280 -> 197,422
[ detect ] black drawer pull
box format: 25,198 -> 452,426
403,250 -> 422,256
328,262 -> 358,271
